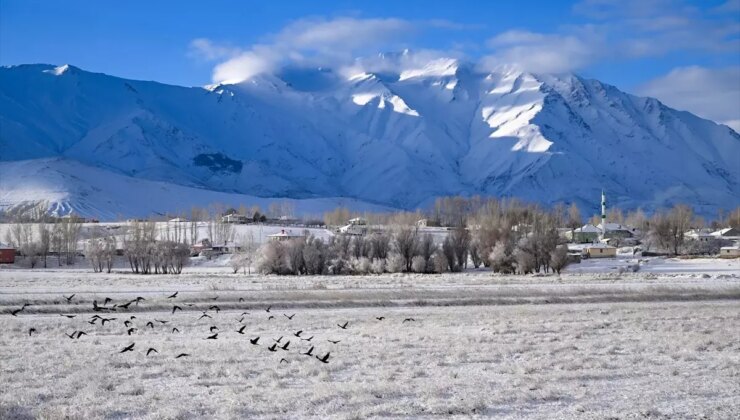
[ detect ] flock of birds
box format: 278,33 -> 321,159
9,292 -> 418,365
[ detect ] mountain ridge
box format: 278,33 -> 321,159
1,61 -> 738,219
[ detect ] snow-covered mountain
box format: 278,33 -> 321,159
1,59 -> 738,219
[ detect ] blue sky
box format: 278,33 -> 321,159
2,0 -> 739,127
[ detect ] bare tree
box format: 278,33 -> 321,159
393,227 -> 419,272
550,244 -> 569,274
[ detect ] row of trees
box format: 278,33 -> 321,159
3,219 -> 82,268
120,221 -> 190,274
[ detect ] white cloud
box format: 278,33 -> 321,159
637,66 -> 740,131
188,38 -> 241,61
480,29 -> 602,73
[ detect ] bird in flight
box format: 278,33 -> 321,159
168,292 -> 178,299
103,297 -> 113,306
60,314 -> 76,319
120,343 -> 135,353
127,328 -> 136,336
10,307 -> 24,316
206,333 -> 218,340
249,337 -> 260,345
238,297 -> 245,302
146,321 -> 154,328
134,297 -> 145,305
199,312 -> 212,320
240,312 -> 250,316
302,346 -> 314,356
237,317 -> 245,323
172,305 -> 182,314
118,301 -> 133,310
267,315 -> 275,320
87,319 -> 97,325
28,328 -> 37,336
267,343 -> 277,352
328,340 -> 341,344
273,336 -> 283,343
403,318 -> 415,323
101,318 -> 116,326
236,325 -> 246,334
337,321 -> 349,330
175,353 -> 190,359
146,348 -> 158,356
265,305 -> 271,313
300,335 -> 314,342
65,331 -> 77,339
172,327 -> 180,333
279,358 -> 288,364
375,317 -> 385,321
64,294 -> 75,303
156,319 -> 168,324
75,331 -> 87,339
124,320 -> 132,327
209,326 -> 219,333
293,330 -> 303,337
209,305 -> 220,313
280,340 -> 290,351
284,313 -> 295,320
316,352 -> 331,364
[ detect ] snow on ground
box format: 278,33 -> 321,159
0,266 -> 739,419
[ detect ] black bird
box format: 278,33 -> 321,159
65,331 -> 77,339
293,330 -> 303,337
209,305 -> 220,313
76,331 -> 87,338
273,336 -> 283,343
167,292 -> 178,299
172,305 -> 182,314
337,321 -> 349,329
29,328 -> 37,336
172,327 -> 180,333
175,353 -> 190,359
127,328 -> 136,336
267,315 -> 275,320
209,326 -> 219,333
146,348 -> 158,356
239,297 -> 244,302
237,317 -> 245,323
120,343 -> 135,353
156,319 -> 168,324
375,317 -> 385,321
211,296 -> 219,301
22,303 -> 30,308
130,315 -> 137,319
301,336 -> 314,342
199,313 -> 212,320
236,325 -> 246,334
240,312 -> 250,316
134,297 -> 145,305
302,346 -> 314,356
64,294 -> 75,303
103,298 -> 112,306
279,358 -> 288,364
101,317 -> 116,326
146,321 -> 154,328
10,307 -> 24,316
328,340 -> 341,344
91,315 -> 102,320
206,333 -> 218,340
118,301 -> 133,309
280,340 -> 290,351
60,314 -> 76,319
249,336 -> 260,345
124,320 -> 132,327
403,318 -> 415,323
87,320 -> 97,325
267,343 -> 277,352
316,352 -> 331,363
265,305 -> 271,313
284,313 -> 295,320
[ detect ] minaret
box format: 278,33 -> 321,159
601,190 -> 607,239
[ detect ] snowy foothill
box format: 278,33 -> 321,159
1,260 -> 738,418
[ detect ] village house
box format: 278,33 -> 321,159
0,243 -> 16,264
685,228 -> 714,242
221,213 -> 250,224
267,229 -> 304,242
711,227 -> 740,241
582,243 -> 617,258
720,245 -> 740,257
566,224 -> 601,243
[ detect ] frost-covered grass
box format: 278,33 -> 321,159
0,269 -> 739,419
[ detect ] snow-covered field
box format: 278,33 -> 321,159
1,265 -> 739,419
